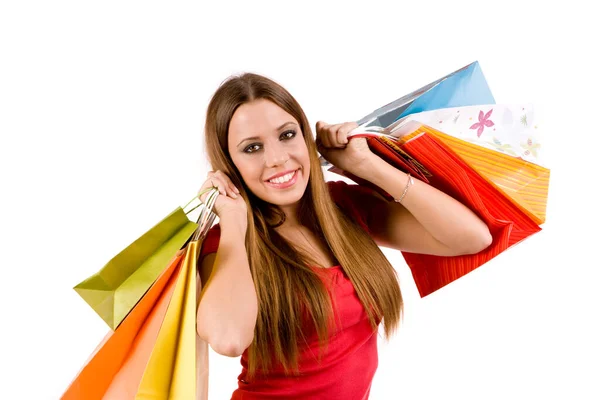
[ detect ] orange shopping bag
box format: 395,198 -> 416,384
62,187 -> 219,399
61,252 -> 183,399
396,104 -> 550,225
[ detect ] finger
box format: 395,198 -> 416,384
223,182 -> 239,199
213,171 -> 240,197
211,177 -> 240,200
202,173 -> 226,197
340,122 -> 358,137
328,123 -> 345,148
328,123 -> 344,133
198,179 -> 220,202
336,122 -> 358,146
316,120 -> 330,132
212,177 -> 228,196
321,123 -> 341,148
336,127 -> 349,147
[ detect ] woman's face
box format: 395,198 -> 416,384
227,98 -> 311,211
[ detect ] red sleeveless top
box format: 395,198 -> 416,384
198,181 -> 381,400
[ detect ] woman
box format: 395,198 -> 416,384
195,73 -> 492,399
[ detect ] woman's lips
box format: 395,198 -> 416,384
265,169 -> 299,189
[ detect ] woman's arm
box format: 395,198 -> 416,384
352,154 -> 493,256
196,215 -> 258,357
316,120 -> 492,257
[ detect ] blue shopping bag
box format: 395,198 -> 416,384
357,61 -> 495,128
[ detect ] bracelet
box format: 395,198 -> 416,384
394,173 -> 414,204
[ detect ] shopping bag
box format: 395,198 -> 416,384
102,260 -> 181,400
330,123 -> 542,297
320,61 -> 495,170
391,104 -> 550,224
135,240 -> 200,399
61,252 -> 184,400
394,104 -> 545,166
62,188 -> 218,399
356,61 -> 495,129
423,126 -> 549,225
196,270 -> 209,400
135,188 -> 218,399
73,196 -> 202,330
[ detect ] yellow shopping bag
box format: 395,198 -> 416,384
135,241 -> 199,399
135,189 -> 218,400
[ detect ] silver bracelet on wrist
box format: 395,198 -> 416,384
394,173 -> 414,204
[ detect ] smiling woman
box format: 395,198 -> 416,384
194,72 -> 491,400
195,72 -> 404,400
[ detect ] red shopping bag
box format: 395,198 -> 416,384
399,127 -> 541,297
331,124 -> 541,297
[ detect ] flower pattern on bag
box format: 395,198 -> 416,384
470,109 -> 495,137
404,104 -> 545,167
521,138 -> 540,158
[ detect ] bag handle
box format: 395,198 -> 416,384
193,188 -> 219,241
180,187 -> 221,241
183,187 -> 217,215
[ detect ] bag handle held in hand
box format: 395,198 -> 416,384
180,187 -> 220,241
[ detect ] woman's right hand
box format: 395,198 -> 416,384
198,170 -> 248,221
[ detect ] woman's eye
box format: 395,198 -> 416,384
243,130 -> 296,154
244,144 -> 261,153
281,130 -> 296,140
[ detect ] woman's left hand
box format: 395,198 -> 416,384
315,121 -> 375,177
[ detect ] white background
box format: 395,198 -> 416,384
1,1 -> 599,399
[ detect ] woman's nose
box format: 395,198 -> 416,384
264,143 -> 289,167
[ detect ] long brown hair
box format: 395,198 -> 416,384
203,72 -> 403,380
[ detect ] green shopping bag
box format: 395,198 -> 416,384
74,194 -> 206,330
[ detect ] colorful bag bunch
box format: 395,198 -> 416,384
62,189 -> 219,399
326,61 -> 550,297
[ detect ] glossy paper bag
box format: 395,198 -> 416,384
135,189 -> 218,399
74,201 -> 200,330
394,104 -> 550,224
61,252 -> 183,400
135,241 -> 200,399
357,61 -> 495,129
399,124 -> 542,296
331,123 -> 542,297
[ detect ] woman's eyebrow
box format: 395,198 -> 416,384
237,121 -> 297,147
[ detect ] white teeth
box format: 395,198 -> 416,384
269,171 -> 295,184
